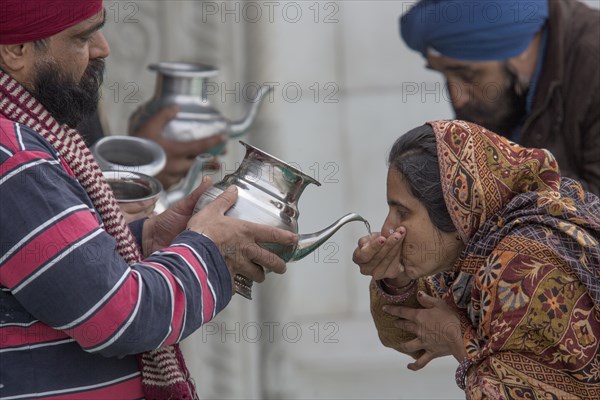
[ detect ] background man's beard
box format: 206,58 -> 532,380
31,59 -> 105,128
453,65 -> 528,138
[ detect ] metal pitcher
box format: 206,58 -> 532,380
129,62 -> 272,155
194,141 -> 371,299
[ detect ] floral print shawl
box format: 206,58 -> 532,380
371,120 -> 600,399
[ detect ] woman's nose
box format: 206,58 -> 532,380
380,219 -> 394,238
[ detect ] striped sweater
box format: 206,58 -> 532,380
0,116 -> 232,399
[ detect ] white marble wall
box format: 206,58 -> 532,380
96,0 -> 581,398
239,2 -> 460,398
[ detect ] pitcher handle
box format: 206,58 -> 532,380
234,274 -> 253,300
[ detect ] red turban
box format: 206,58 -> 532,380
0,0 -> 103,44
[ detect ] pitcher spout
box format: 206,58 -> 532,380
291,213 -> 370,262
165,153 -> 213,206
227,85 -> 273,138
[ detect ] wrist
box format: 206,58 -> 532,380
375,278 -> 417,302
381,278 -> 415,295
455,356 -> 472,391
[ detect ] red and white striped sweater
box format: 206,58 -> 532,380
0,116 -> 232,399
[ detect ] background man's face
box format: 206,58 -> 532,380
427,55 -> 527,137
30,10 -> 110,127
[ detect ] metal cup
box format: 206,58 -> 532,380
92,136 -> 166,177
103,170 -> 164,222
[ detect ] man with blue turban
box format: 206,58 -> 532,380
400,0 -> 600,195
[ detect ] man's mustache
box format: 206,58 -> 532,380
81,58 -> 105,89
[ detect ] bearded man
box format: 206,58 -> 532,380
0,1 -> 295,398
400,0 -> 600,195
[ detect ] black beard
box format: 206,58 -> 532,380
453,64 -> 528,138
31,58 -> 105,128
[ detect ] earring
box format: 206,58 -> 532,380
456,235 -> 461,241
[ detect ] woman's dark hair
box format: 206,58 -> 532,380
388,124 -> 456,233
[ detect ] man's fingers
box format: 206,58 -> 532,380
219,237 -> 287,277
153,105 -> 180,123
249,246 -> 288,275
137,105 -> 180,137
191,175 -> 213,198
167,134 -> 227,158
155,156 -> 194,188
245,222 -> 298,246
175,176 -> 213,212
203,185 -> 238,215
166,157 -> 195,176
226,241 -> 288,275
189,134 -> 227,154
232,262 -> 266,283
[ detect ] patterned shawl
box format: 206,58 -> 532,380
0,70 -> 199,399
429,120 -> 600,398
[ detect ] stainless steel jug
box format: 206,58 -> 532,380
129,62 -> 272,155
194,141 -> 370,299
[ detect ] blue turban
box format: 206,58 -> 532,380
400,0 -> 549,61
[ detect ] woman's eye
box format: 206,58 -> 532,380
396,209 -> 407,219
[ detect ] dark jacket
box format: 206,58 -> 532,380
521,0 -> 600,195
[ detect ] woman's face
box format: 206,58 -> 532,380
381,167 -> 464,280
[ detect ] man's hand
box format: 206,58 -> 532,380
383,291 -> 467,370
131,105 -> 227,189
140,175 -> 213,257
186,185 -> 297,284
